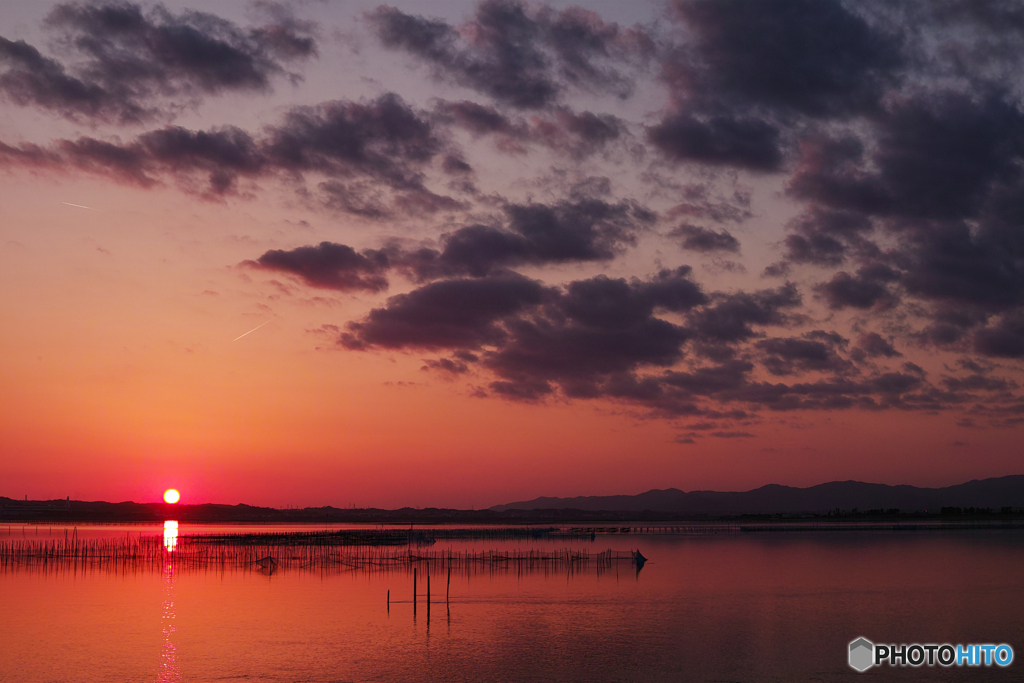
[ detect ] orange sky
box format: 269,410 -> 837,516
2,1 -> 1023,507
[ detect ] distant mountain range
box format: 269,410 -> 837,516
4,476 -> 1024,523
490,475 -> 1024,515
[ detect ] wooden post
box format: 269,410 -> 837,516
413,568 -> 417,614
387,589 -> 390,612
447,567 -> 451,603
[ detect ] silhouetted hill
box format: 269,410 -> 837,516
4,475 -> 1024,523
490,476 -> 1024,514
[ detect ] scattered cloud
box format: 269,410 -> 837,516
5,0 -> 1024,429
670,223 -> 740,253
0,1 -> 316,123
0,92 -> 463,212
247,242 -> 390,292
369,0 -> 650,109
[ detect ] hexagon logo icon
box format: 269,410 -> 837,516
849,637 -> 874,672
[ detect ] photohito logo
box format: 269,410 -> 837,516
849,638 -> 1013,671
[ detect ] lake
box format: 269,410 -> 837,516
1,523 -> 1021,681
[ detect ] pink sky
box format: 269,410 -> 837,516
2,0 -> 1023,508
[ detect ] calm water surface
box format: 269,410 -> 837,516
2,525 -> 1022,682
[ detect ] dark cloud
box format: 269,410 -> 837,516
372,2 -> 558,109
491,348 -> 668,401
897,220 -> 1024,312
137,125 -> 263,194
41,126 -> 265,194
539,5 -> 653,95
421,357 -> 471,375
483,269 -> 704,394
56,136 -> 153,185
790,93 -> 1024,221
340,272 -> 548,351
854,332 -> 902,359
0,139 -> 61,166
670,223 -> 739,253
688,282 -> 802,343
973,312 -> 1024,359
488,378 -> 554,401
659,357 -> 945,413
0,93 -> 460,211
248,242 -> 390,292
756,333 -> 852,376
526,108 -> 623,158
265,93 -> 441,191
942,371 -> 1013,393
328,260 -> 1002,417
0,36 -> 115,120
663,360 -> 753,395
441,154 -> 472,175
915,307 -> 990,347
666,0 -> 902,117
784,91 -> 1024,360
370,1 -> 648,109
256,92 -> 460,214
782,231 -> 845,266
0,1 -> 316,123
779,208 -> 875,267
666,185 -> 753,223
502,198 -> 647,260
340,267 -> 706,402
647,112 -> 783,171
569,176 -> 612,200
816,264 -> 900,310
646,2 -> 1024,378
438,100 -> 519,135
646,0 -> 902,172
437,99 -> 624,158
397,198 -> 654,279
331,264 -> 959,416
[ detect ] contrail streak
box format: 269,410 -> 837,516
232,319 -> 272,342
62,202 -> 94,209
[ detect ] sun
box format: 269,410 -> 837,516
163,489 -> 180,504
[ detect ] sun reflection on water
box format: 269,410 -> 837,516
158,522 -> 181,683
163,520 -> 178,553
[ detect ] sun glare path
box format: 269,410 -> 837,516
163,520 -> 178,553
163,489 -> 180,504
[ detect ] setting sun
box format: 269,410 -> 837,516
163,489 -> 180,504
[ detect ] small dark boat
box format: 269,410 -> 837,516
632,549 -> 647,569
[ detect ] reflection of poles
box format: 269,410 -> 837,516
413,568 -> 417,618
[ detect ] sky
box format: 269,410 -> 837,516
2,0 -> 1024,508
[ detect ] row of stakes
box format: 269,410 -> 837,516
388,567 -> 451,617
